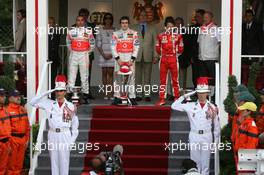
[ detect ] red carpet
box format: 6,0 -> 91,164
82,106 -> 171,175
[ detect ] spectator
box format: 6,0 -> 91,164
176,17 -> 190,91
79,8 -> 97,99
7,90 -> 29,174
0,88 -> 10,175
96,13 -> 115,100
234,102 -> 258,156
189,9 -> 205,87
242,9 -> 264,57
197,11 -> 220,100
48,17 -> 61,97
15,9 -> 26,52
132,9 -> 158,102
241,9 -> 264,83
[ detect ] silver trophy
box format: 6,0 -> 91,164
118,62 -> 133,106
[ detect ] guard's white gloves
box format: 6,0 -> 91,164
183,90 -> 196,99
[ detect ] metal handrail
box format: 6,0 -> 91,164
241,55 -> 264,58
0,45 -> 14,49
0,52 -> 27,55
29,61 -> 52,175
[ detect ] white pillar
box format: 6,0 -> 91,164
26,0 -> 36,122
232,0 -> 242,82
219,0 -> 231,127
38,0 -> 49,122
26,0 -> 48,123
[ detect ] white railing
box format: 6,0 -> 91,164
241,55 -> 264,58
215,62 -> 220,175
0,46 -> 26,62
29,61 -> 52,175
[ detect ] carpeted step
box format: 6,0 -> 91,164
92,106 -> 171,119
38,154 -> 85,167
83,141 -> 190,156
90,118 -> 170,131
82,106 -> 171,175
88,129 -> 172,142
35,167 -> 83,175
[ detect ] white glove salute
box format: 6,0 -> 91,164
171,90 -> 196,111
183,90 -> 197,99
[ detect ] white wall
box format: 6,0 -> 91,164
66,0 -> 221,87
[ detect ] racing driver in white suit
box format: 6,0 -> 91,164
111,16 -> 140,105
67,15 -> 95,104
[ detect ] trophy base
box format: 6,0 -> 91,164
119,96 -> 131,106
71,97 -> 80,106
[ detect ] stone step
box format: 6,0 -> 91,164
35,167 -> 215,175
35,167 -> 83,175
38,153 -> 214,169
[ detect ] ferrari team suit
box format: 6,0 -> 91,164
156,31 -> 184,101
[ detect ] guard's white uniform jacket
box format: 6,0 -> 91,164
171,95 -> 220,175
29,90 -> 79,175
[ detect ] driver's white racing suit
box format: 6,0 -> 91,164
111,28 -> 140,98
66,27 -> 95,95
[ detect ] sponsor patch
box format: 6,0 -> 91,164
127,33 -> 134,38
118,34 -> 123,39
134,39 -> 140,46
161,36 -> 168,43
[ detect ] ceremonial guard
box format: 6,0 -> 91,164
171,77 -> 220,175
29,75 -> 79,175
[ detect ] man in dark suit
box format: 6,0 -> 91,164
242,9 -> 264,57
48,17 -> 61,92
79,8 -> 96,99
188,9 -> 205,87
